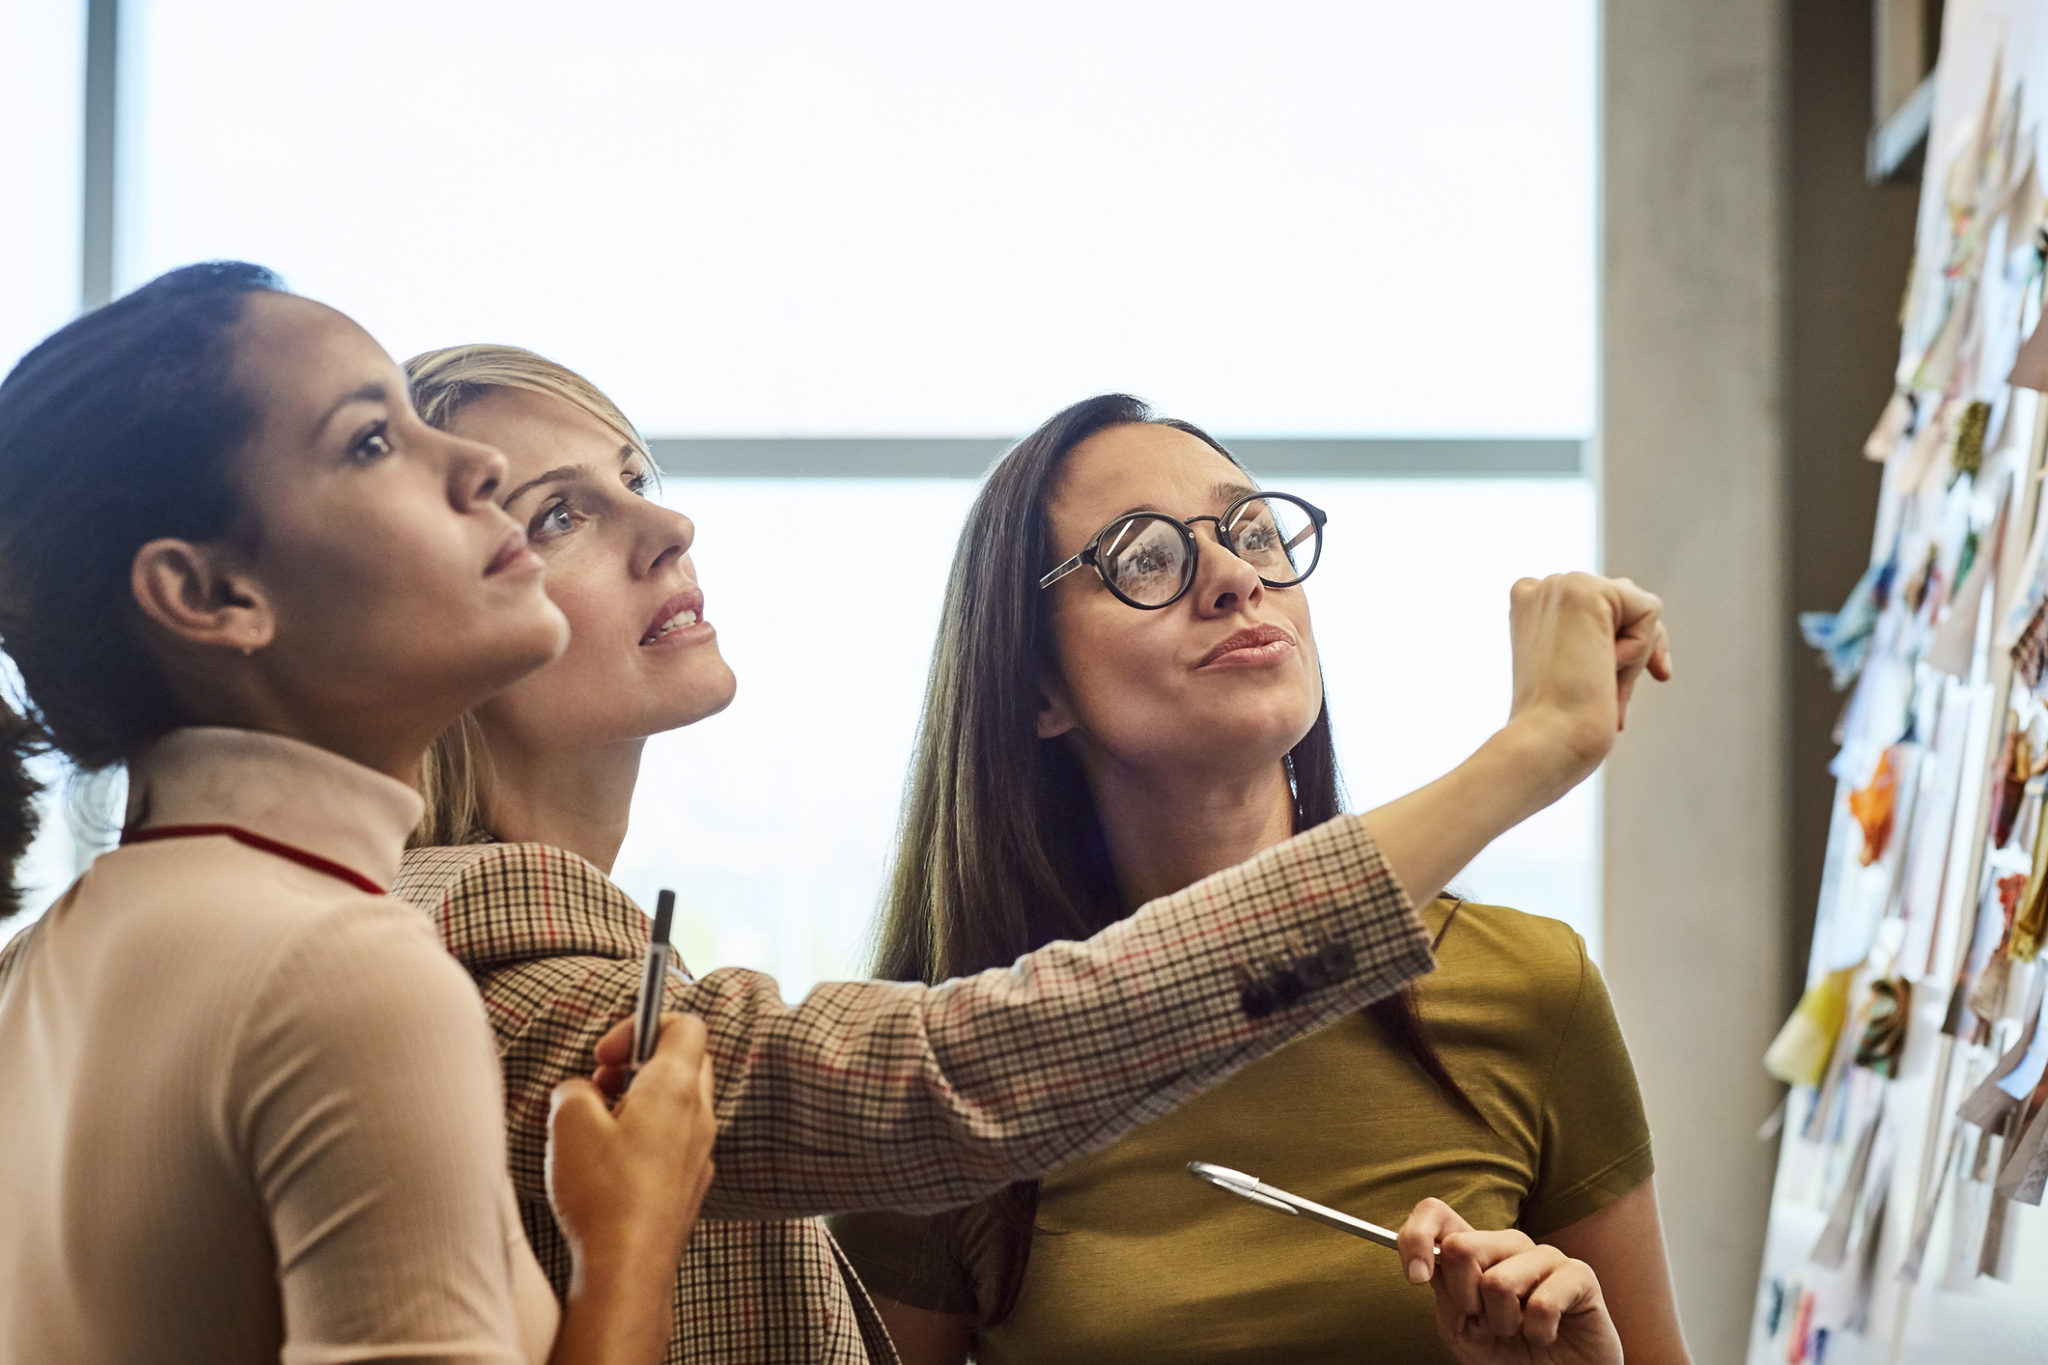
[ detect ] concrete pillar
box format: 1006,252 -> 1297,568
1600,3 -> 1789,1358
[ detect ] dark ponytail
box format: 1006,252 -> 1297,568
0,701 -> 44,922
0,261 -> 283,916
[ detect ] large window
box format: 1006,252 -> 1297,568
125,1 -> 1592,439
0,2 -> 82,373
0,1 -> 89,918
9,1 -> 1598,994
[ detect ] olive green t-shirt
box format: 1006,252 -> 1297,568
828,900 -> 1653,1365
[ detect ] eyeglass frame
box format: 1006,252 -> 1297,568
1037,490 -> 1330,611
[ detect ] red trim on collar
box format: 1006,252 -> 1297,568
121,823 -> 386,897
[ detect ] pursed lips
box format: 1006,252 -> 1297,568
1196,623 -> 1295,667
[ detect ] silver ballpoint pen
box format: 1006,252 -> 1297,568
1187,1161 -> 1431,1252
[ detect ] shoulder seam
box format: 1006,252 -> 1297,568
395,842 -> 513,908
1522,1138 -> 1656,1235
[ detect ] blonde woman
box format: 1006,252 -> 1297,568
392,344 -> 1670,1365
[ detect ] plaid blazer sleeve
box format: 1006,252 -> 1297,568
699,811 -> 1429,1217
467,811 -> 1431,1221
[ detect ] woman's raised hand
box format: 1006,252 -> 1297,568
1504,573 -> 1672,793
541,1012 -> 717,1364
1397,1198 -> 1622,1365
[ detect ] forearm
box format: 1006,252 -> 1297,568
1543,1181 -> 1692,1365
546,1244 -> 677,1365
1359,720 -> 1577,911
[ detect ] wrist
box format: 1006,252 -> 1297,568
555,1236 -> 678,1365
1483,716 -> 1584,820
566,1225 -> 682,1291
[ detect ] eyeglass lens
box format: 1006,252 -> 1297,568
1100,517 -> 1190,606
1099,496 -> 1318,607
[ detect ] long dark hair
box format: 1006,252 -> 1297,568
0,261 -> 283,919
871,392 -> 1475,1325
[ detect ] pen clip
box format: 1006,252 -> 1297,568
1234,1186 -> 1302,1216
1186,1162 -> 1300,1216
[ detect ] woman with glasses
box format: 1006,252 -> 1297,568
392,351 -> 1670,1365
827,394 -> 1692,1365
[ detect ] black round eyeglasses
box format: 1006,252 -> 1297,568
1037,491 -> 1328,610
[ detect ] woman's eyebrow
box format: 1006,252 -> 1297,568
310,381 -> 391,441
501,463 -> 587,508
1106,482 -> 1257,522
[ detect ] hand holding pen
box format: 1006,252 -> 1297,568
1397,1198 -> 1621,1365
1190,1167 -> 1619,1365
592,889 -> 695,1101
546,1009 -> 717,1363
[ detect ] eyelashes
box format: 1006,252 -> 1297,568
348,421 -> 394,463
530,498 -> 583,541
527,469 -> 656,542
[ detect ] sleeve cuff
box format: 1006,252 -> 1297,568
1518,1141 -> 1656,1239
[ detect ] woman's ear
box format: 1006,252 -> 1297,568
130,538 -> 275,655
1036,677 -> 1079,740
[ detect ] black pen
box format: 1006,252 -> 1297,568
630,889 -> 676,1080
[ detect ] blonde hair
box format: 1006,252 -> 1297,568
402,344 -> 649,848
407,343 -> 649,462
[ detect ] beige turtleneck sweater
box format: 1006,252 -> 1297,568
0,727 -> 558,1364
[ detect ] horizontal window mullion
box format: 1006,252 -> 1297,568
647,437 -> 1584,480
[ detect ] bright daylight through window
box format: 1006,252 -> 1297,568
6,1 -> 1596,995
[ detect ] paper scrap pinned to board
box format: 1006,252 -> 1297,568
1994,1013 -> 2048,1102
1994,1093 -> 2048,1204
2011,302 -> 2048,392
1897,684 -> 1979,976
1959,968 -> 2048,1128
1800,560 -> 1887,691
1864,392 -> 1916,462
1896,398 -> 1955,492
1898,1125 -> 1961,1283
1943,1131 -> 1997,1292
1812,1102 -> 1884,1269
2002,148 -> 2042,246
1848,747 -> 1902,864
1951,399 -> 1993,481
1928,523 -> 1996,676
1912,293 -> 1975,393
1764,969 -> 1854,1088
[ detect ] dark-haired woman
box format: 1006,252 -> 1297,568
0,267 -> 719,1365
390,348 -> 1670,1364
827,397 -> 1692,1365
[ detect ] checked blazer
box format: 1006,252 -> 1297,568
393,812 -> 1432,1364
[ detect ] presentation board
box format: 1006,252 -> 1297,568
1751,4 -> 2048,1361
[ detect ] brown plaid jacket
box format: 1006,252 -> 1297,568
393,814 -> 1431,1364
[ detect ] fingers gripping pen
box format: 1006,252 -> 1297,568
630,889 -> 676,1081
